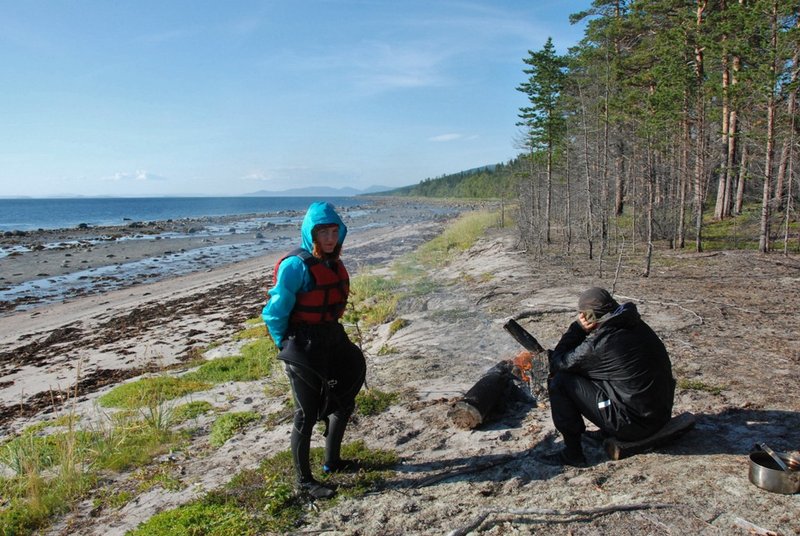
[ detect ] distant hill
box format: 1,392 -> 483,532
243,158 -> 526,198
384,159 -> 522,198
244,185 -> 391,197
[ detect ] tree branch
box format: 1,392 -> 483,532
447,503 -> 678,536
614,294 -> 704,325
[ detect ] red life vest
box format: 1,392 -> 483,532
273,248 -> 350,324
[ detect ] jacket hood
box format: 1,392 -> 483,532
599,301 -> 640,328
300,201 -> 348,251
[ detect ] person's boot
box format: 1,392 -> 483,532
291,428 -> 336,499
298,478 -> 336,500
583,429 -> 610,444
539,433 -> 587,467
322,410 -> 360,474
538,448 -> 588,467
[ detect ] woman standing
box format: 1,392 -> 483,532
262,201 -> 366,499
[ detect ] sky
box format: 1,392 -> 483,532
0,1 -> 590,197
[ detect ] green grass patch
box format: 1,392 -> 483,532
128,441 -> 398,535
356,389 -> 399,416
98,376 -> 212,410
185,353 -> 273,384
92,487 -> 134,511
678,378 -> 724,396
376,344 -> 398,356
345,274 -> 401,328
126,501 -> 258,536
240,337 -> 278,362
413,210 -> 499,268
209,412 -> 261,448
701,205 -> 762,250
233,323 -> 268,340
0,415 -> 184,535
100,340 -> 277,410
171,400 -> 215,424
133,463 -> 185,493
92,423 -> 180,472
388,318 -> 410,337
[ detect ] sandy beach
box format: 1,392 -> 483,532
0,198 -> 478,429
0,198 -> 472,313
1,200 -> 798,535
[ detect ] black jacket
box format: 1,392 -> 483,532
549,302 -> 675,431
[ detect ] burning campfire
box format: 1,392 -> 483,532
510,349 -> 549,403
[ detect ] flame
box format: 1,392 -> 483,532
512,350 -> 535,382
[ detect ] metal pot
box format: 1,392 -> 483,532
748,449 -> 800,495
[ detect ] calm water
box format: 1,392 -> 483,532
1,195 -> 461,313
0,196 -> 368,231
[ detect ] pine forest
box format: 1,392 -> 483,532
395,0 -> 800,271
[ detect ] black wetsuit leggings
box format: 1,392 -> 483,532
280,322 -> 366,483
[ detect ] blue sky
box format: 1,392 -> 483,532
0,1 -> 589,197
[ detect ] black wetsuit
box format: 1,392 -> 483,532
279,322 -> 366,483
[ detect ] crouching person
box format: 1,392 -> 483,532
540,287 -> 675,467
262,201 -> 366,499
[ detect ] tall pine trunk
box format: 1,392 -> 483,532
693,0 -> 708,253
714,4 -> 730,221
774,15 -> 799,210
759,1 -> 779,253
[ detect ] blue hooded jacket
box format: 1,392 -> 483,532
262,202 -> 348,349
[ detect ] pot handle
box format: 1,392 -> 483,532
757,442 -> 791,473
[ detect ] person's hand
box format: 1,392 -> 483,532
578,312 -> 598,332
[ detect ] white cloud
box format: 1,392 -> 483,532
241,171 -> 271,181
103,170 -> 167,182
429,133 -> 463,142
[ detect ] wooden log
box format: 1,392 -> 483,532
603,412 -> 696,460
503,319 -> 546,353
449,361 -> 516,429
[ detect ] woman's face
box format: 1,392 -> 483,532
315,225 -> 339,254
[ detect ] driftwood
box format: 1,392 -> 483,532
446,502 -> 677,536
448,360 -> 517,429
732,516 -> 781,536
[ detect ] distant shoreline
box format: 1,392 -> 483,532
0,198 -> 477,314
0,195 -> 372,233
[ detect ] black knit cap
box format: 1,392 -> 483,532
577,287 -> 619,317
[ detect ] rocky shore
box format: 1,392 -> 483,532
0,198 -> 477,313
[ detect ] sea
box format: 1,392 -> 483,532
0,196 -> 368,232
0,196 -> 386,312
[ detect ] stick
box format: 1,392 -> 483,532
503,319 -> 545,353
447,503 -> 677,536
732,517 -> 780,536
614,294 -> 704,326
415,455 -> 517,488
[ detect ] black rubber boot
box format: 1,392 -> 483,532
323,410 -> 353,471
290,427 -> 313,482
291,428 -> 336,499
539,433 -> 587,467
298,479 -> 336,500
538,448 -> 588,467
